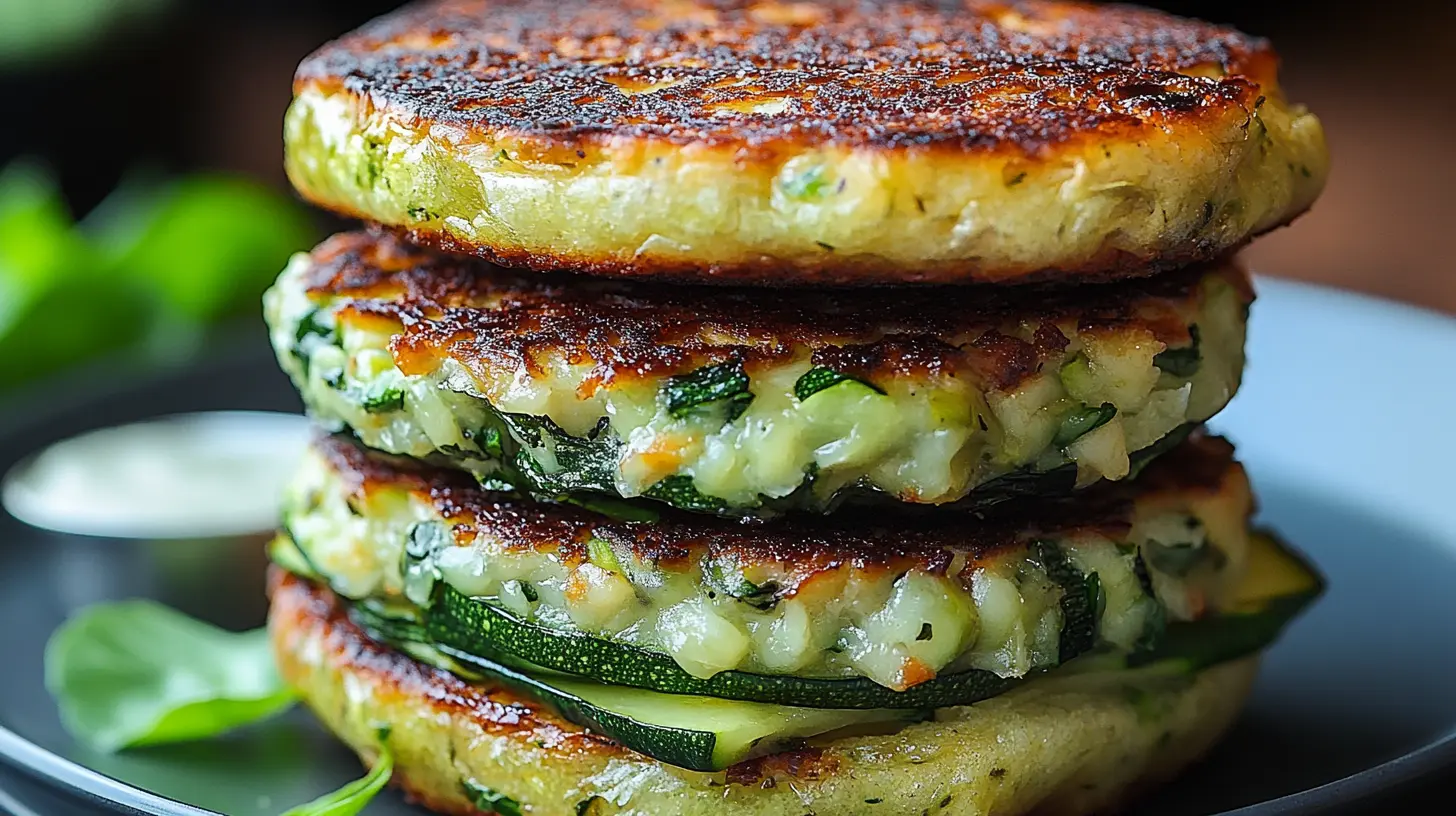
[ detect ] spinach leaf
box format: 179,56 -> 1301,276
44,601 -> 295,752
1153,325 -> 1202,378
644,475 -> 733,514
497,412 -> 620,495
1053,403 -> 1117,447
661,360 -> 752,421
794,366 -> 885,402
282,729 -> 395,816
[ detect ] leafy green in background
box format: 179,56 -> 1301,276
0,0 -> 171,68
0,159 -> 314,392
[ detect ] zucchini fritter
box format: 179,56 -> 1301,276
269,570 -> 1258,816
285,0 -> 1327,285
265,232 -> 1250,516
282,432 -> 1252,691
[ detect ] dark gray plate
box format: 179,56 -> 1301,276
1,280 -> 1455,815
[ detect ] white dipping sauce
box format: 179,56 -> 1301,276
2,411 -> 311,539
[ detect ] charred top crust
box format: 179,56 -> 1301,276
314,431 -> 1240,575
307,231 -> 1248,385
268,567 -> 622,758
295,0 -> 1274,157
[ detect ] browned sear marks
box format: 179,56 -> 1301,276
305,232 -> 1243,388
296,0 -> 1273,156
311,430 -> 1239,580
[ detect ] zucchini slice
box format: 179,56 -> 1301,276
423,585 -> 1023,709
355,617 -> 919,772
1132,529 -> 1322,670
329,530 -> 1317,772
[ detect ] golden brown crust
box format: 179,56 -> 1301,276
310,430 -> 1242,581
296,0 -> 1271,158
303,231 -> 1247,389
267,567 -> 626,760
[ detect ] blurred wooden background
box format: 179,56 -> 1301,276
2,0 -> 1452,314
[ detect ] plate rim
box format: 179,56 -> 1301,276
2,278 -> 1454,815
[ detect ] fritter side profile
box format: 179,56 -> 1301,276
281,432 -> 1253,692
269,571 -> 1259,816
285,0 -> 1328,284
265,232 -> 1250,516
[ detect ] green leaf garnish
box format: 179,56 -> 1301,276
1053,403 -> 1117,447
1153,325 -> 1202,377
793,366 -> 885,402
281,728 -> 395,816
661,360 -> 753,421
44,601 -> 296,752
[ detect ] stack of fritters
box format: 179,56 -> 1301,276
263,2 -> 1329,814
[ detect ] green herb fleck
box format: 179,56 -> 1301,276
794,366 -> 886,402
1053,403 -> 1117,447
705,562 -> 780,610
865,798 -> 883,804
575,796 -> 606,816
940,794 -> 954,808
661,360 -> 753,421
292,307 -> 337,375
462,780 -> 524,816
1153,325 -> 1201,377
990,768 -> 1007,779
473,426 -> 505,459
780,164 -> 830,200
586,537 -> 624,573
916,622 -> 934,641
815,240 -> 836,251
1006,171 -> 1026,187
360,383 -> 405,414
